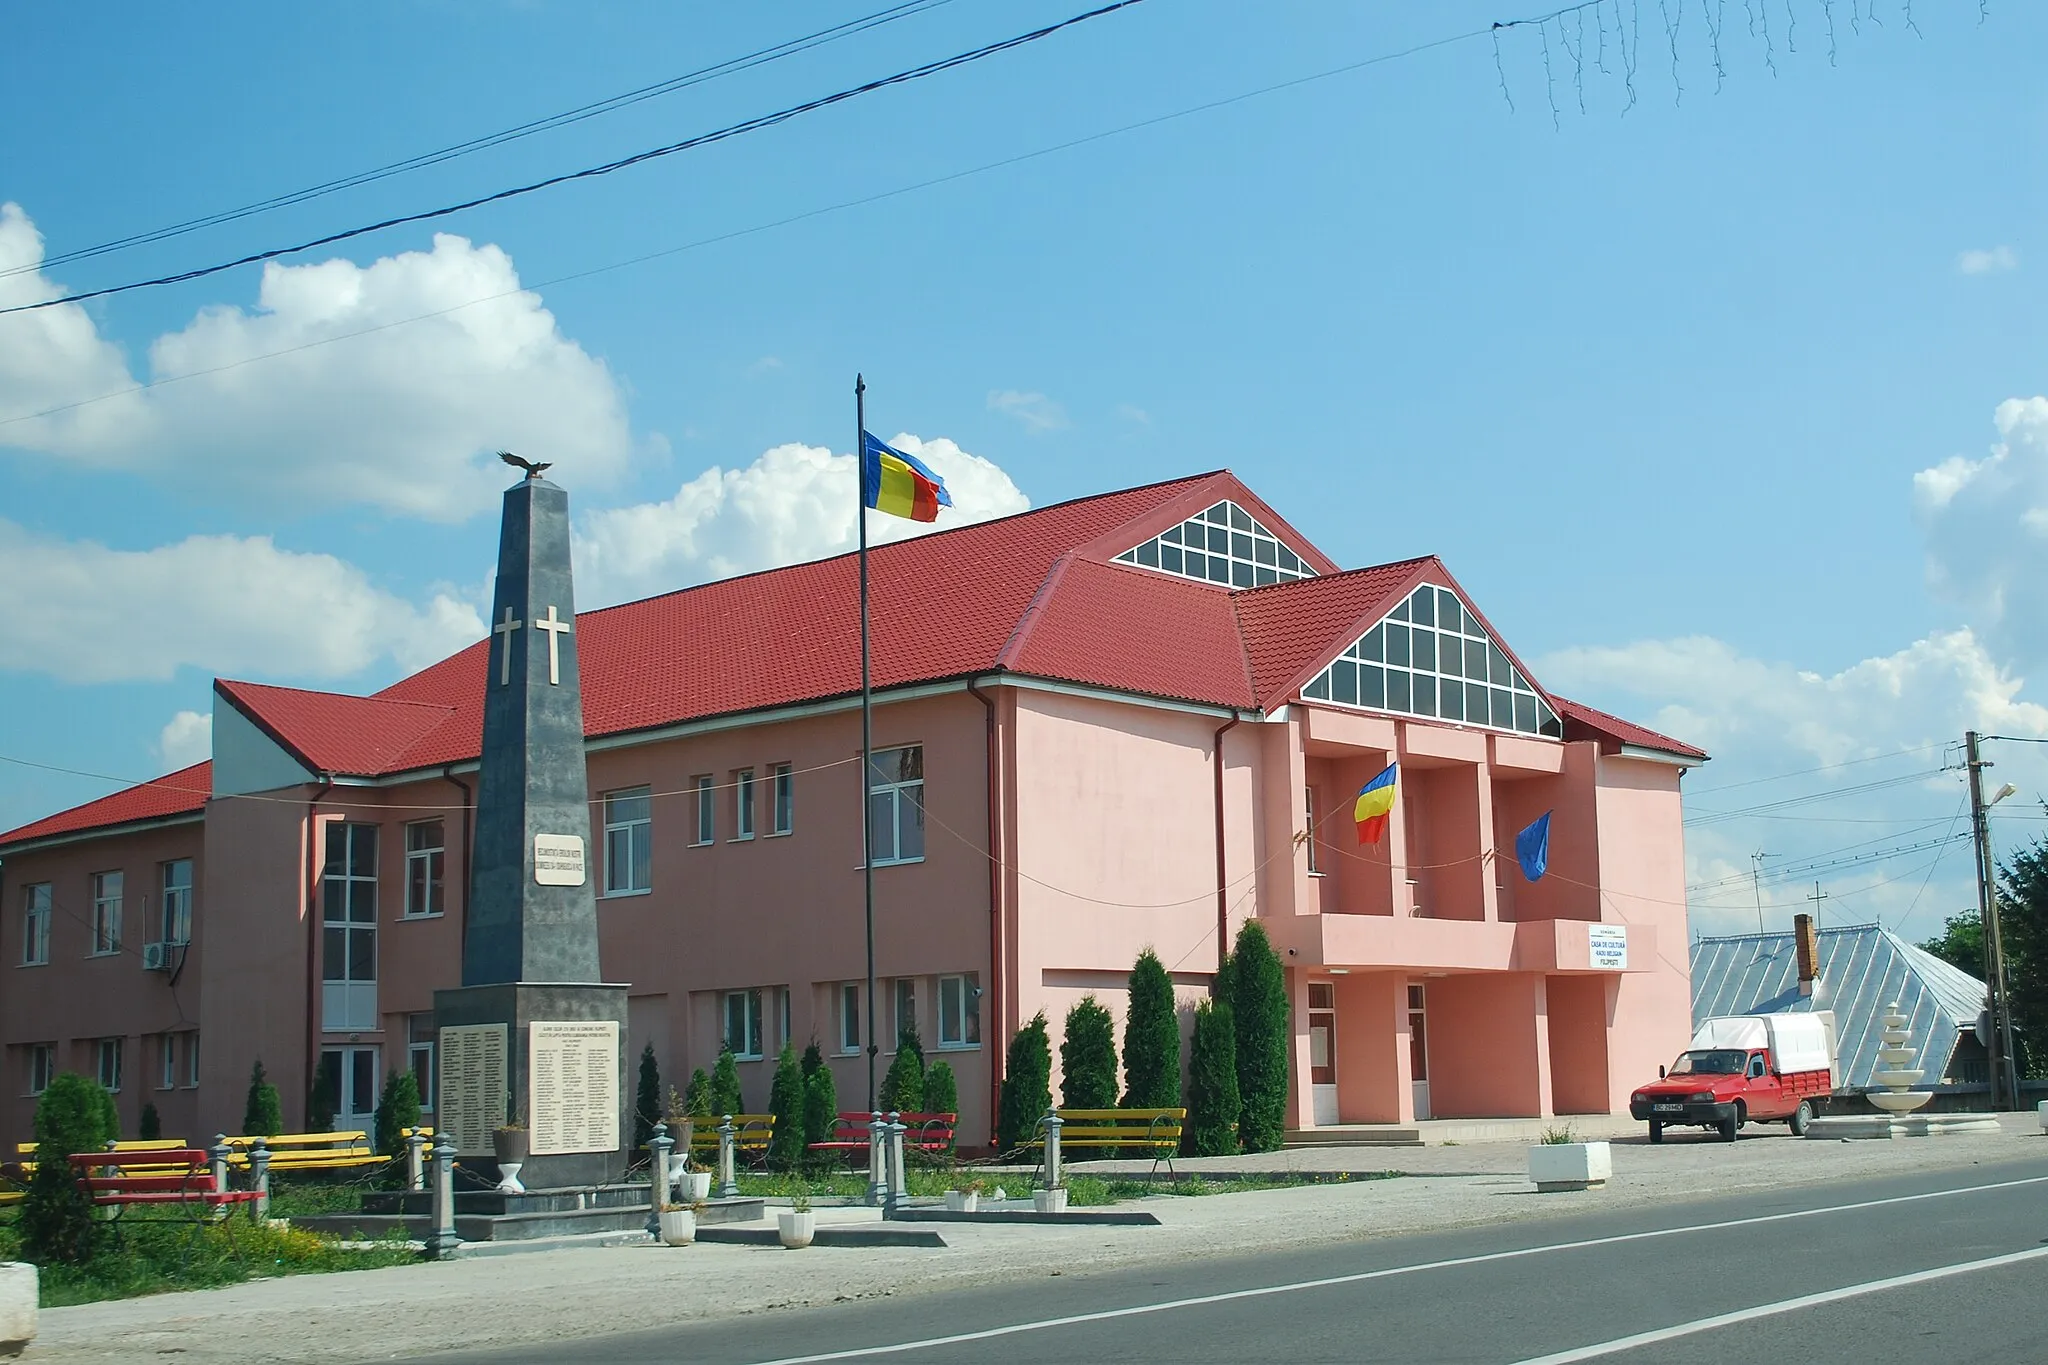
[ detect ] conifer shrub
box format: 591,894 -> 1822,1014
372,1070 -> 421,1162
683,1067 -> 712,1119
879,1025 -> 926,1114
633,1043 -> 662,1153
1185,999 -> 1241,1157
996,1012 -> 1052,1154
1059,995 -> 1118,1109
138,1102 -> 161,1142
1121,949 -> 1182,1108
922,1061 -> 959,1151
1228,919 -> 1291,1153
766,1043 -> 807,1171
802,1061 -> 838,1151
708,1049 -> 743,1118
22,1073 -> 118,1264
801,1040 -> 824,1080
243,1060 -> 283,1137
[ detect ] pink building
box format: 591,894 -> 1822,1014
0,471 -> 1703,1148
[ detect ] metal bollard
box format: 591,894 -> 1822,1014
646,1123 -> 673,1240
865,1110 -> 888,1207
407,1130 -> 427,1192
716,1115 -> 739,1199
425,1136 -> 462,1259
249,1136 -> 272,1222
209,1134 -> 232,1217
1043,1111 -> 1064,1192
884,1112 -> 908,1218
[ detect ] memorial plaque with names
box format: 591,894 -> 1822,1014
438,1023 -> 509,1155
532,833 -> 587,888
529,1020 -> 620,1156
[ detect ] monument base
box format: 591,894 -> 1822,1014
435,981 -> 631,1190
1803,1113 -> 2003,1141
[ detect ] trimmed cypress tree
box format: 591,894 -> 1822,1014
683,1067 -> 712,1118
633,1043 -> 662,1153
1059,995 -> 1118,1109
922,1060 -> 959,1150
801,1040 -> 824,1080
879,1024 -> 926,1114
803,1060 -> 838,1150
21,1073 -> 117,1264
1121,949 -> 1181,1108
138,1101 -> 162,1141
373,1069 -> 422,1161
1228,919 -> 1290,1152
996,1012 -> 1052,1154
243,1059 -> 283,1136
766,1043 -> 807,1171
1185,999 -> 1241,1156
708,1049 -> 743,1118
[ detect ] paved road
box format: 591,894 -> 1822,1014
425,1155 -> 2048,1365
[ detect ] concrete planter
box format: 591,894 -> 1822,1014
1528,1140 -> 1611,1193
1034,1188 -> 1069,1214
676,1171 -> 712,1203
944,1190 -> 980,1213
0,1263 -> 33,1358
2038,1100 -> 2048,1134
658,1208 -> 696,1246
778,1211 -> 816,1248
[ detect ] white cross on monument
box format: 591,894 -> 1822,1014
534,605 -> 573,686
493,606 -> 523,687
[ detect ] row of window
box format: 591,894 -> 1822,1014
19,859 -> 192,966
21,1032 -> 199,1097
1112,500 -> 1318,589
716,973 -> 982,1062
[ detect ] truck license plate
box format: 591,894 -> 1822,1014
1652,1104 -> 1682,1114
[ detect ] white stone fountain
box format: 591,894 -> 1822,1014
1867,1001 -> 1934,1120
1806,1001 -> 1999,1139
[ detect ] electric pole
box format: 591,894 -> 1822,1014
1963,731 -> 2020,1111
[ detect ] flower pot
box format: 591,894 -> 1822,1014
492,1128 -> 530,1164
1033,1188 -> 1068,1214
658,1208 -> 696,1246
675,1170 -> 712,1203
944,1190 -> 980,1213
1527,1140 -> 1611,1193
664,1117 -> 696,1153
495,1161 -> 526,1195
0,1262 -> 37,1358
778,1211 -> 816,1249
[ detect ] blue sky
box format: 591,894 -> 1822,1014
3,0 -> 2046,943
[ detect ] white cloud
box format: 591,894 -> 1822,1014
157,711 -> 212,769
987,389 -> 1068,432
1957,245 -> 2018,275
0,518 -> 483,684
1914,397 -> 2048,667
0,203 -> 640,521
575,434 -> 1029,607
1115,403 -> 1152,426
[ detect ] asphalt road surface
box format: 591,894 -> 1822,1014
424,1156 -> 2048,1365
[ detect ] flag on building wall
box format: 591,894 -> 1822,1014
1353,763 -> 1398,845
861,431 -> 953,522
1516,811 -> 1552,882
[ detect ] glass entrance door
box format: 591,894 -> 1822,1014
1408,984 -> 1430,1121
1308,982 -> 1338,1125
319,1046 -> 381,1133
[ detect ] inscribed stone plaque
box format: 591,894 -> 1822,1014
437,1023 -> 508,1156
529,1020 -> 620,1156
532,833 -> 587,887
1588,924 -> 1629,971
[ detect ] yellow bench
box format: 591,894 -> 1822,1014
1034,1107 -> 1186,1178
223,1130 -> 383,1172
689,1115 -> 774,1162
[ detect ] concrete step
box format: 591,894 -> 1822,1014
292,1195 -> 765,1242
1283,1127 -> 1424,1148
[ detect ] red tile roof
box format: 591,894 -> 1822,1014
1,470 -> 1704,847
1555,697 -> 1708,760
0,762 -> 212,847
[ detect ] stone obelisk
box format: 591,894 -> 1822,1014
434,465 -> 629,1190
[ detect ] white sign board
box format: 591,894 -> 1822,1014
529,1020 -> 620,1156
1588,924 -> 1628,970
437,1023 -> 509,1156
533,834 -> 587,887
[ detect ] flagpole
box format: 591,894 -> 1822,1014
856,374 -> 878,1113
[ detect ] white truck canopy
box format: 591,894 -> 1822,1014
1690,1012 -> 1835,1075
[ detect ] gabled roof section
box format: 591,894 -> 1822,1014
0,762 -> 211,849
1071,472 -> 1341,582
216,680 -> 460,776
1231,557 -> 1435,706
1000,557 -> 1254,708
1555,697 -> 1707,762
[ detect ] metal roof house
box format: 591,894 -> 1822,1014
1689,924 -> 1990,1092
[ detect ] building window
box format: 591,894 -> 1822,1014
839,983 -> 861,1055
892,979 -> 917,1048
158,858 -> 194,945
1113,499 -> 1317,589
693,776 -> 715,846
27,1044 -> 53,1097
21,883 -> 50,966
405,821 -> 446,917
97,1038 -> 123,1093
867,746 -> 925,866
724,989 -> 764,1061
321,823 -> 379,1032
1305,786 -> 1321,875
938,974 -> 981,1049
771,763 -> 794,835
1302,584 -> 1561,738
602,789 -> 652,895
159,1034 -> 177,1090
734,769 -> 756,840
187,1032 -> 201,1088
778,986 -> 792,1051
90,871 -> 123,956
409,1014 -> 437,1113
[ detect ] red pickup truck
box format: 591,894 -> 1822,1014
1629,1013 -> 1835,1143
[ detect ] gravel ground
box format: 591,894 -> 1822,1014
29,1114 -> 2046,1365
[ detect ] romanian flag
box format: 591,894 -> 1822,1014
1354,763 -> 1398,846
862,431 -> 953,523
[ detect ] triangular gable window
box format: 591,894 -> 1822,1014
1113,500 -> 1317,589
1302,583 -> 1561,738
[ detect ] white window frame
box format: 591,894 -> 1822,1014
770,763 -> 794,836
159,1034 -> 177,1090
187,1032 -> 201,1088
867,746 -> 925,867
97,1037 -> 123,1093
938,974 -> 981,1050
1305,786 -> 1322,876
27,1044 -> 53,1097
838,983 -> 861,1055
21,883 -> 50,966
160,858 -> 193,945
733,769 -> 756,841
779,986 -> 792,1051
891,978 -> 917,1049
404,820 -> 446,917
724,989 -> 764,1061
409,1014 -> 437,1113
693,776 -> 715,846
91,871 -> 123,957
602,788 -> 652,897
322,823 -> 379,1032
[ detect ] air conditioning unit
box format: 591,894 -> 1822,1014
142,942 -> 172,972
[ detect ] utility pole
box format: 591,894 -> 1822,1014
1750,851 -> 1777,935
1805,881 -> 1828,927
1963,731 -> 2020,1111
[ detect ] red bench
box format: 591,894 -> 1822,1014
808,1111 -> 958,1164
69,1148 -> 261,1236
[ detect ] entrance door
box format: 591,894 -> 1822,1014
319,1046 -> 381,1132
1308,983 -> 1338,1125
1408,984 -> 1431,1121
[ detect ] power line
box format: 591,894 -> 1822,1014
1682,741 -> 1946,796
0,0 -> 958,284
0,0 -> 1154,319
1682,767 -> 1952,827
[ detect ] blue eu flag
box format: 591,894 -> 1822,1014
1516,811 -> 1552,882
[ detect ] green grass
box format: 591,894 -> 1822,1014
264,1178 -> 378,1219
0,1219 -> 416,1308
1064,1171 -> 1398,1206
728,1167 -> 1400,1206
